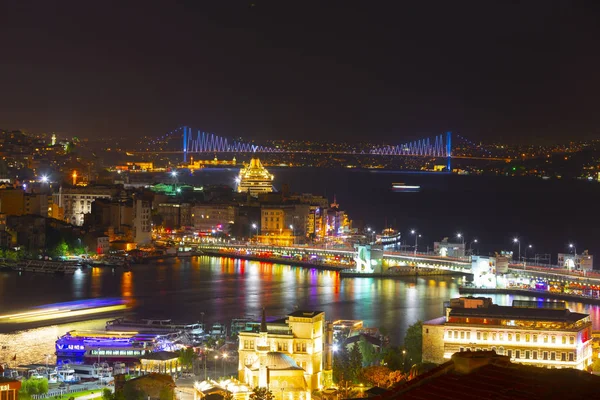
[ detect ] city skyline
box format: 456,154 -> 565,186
1,1 -> 599,144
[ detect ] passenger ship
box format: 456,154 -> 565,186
55,330 -> 179,364
376,228 -> 402,245
106,318 -> 203,336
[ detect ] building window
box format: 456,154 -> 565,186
569,353 -> 574,362
543,351 -> 548,360
533,334 -> 538,342
544,335 -> 548,343
516,334 -> 520,342
561,353 -> 566,362
508,333 -> 512,341
491,346 -> 496,352
525,334 -> 530,343
533,351 -> 538,360
477,332 -> 481,340
569,336 -> 575,345
507,350 -> 512,358
551,336 -> 556,344
483,332 -> 488,340
516,350 -> 520,359
466,332 -> 470,340
562,336 -> 566,345
551,352 -> 556,361
459,347 -> 464,352
454,332 -> 458,339
499,332 -> 503,340
525,350 -> 530,359
426,328 -> 429,334
461,332 -> 465,339
498,347 -> 504,355
492,333 -> 497,340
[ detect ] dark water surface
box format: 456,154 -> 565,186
2,170 -> 600,363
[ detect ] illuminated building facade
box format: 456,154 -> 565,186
54,186 -> 117,226
192,204 -> 237,232
557,251 -> 593,271
423,297 -> 593,370
236,158 -> 274,197
238,310 -> 333,397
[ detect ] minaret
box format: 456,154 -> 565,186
257,308 -> 270,387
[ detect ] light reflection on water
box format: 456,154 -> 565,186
1,256 -> 600,365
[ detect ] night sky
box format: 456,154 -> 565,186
1,1 -> 599,144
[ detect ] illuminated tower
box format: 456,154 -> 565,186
51,134 -> 57,146
257,308 -> 270,387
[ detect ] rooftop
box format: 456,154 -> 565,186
382,351 -> 600,400
248,352 -> 304,371
288,310 -> 324,318
140,351 -> 180,361
449,305 -> 589,323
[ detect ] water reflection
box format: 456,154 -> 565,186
1,256 -> 600,357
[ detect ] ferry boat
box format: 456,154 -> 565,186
376,228 -> 402,245
106,318 -> 203,336
236,158 -> 274,197
391,182 -> 421,192
55,330 -> 180,365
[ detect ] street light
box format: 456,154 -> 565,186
170,170 -> 178,178
222,353 -> 228,376
411,230 -> 421,255
289,224 -> 294,245
203,347 -> 208,381
456,233 -> 465,245
251,223 -> 257,242
513,237 -> 520,263
40,175 -> 49,183
214,355 -> 218,378
569,243 -> 577,269
469,239 -> 478,255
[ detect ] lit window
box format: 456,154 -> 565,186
562,336 -> 566,345
483,332 -> 488,340
477,332 -> 481,340
533,334 -> 538,342
569,336 -> 575,345
551,336 -> 556,344
516,334 -> 520,342
569,353 -> 575,362
533,351 -> 538,360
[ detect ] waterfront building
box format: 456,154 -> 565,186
558,251 -> 593,271
54,185 -> 118,226
434,237 -> 466,258
192,204 -> 237,233
259,204 -> 310,245
422,297 -> 593,370
132,198 -> 152,245
0,377 -> 21,400
238,310 -> 333,396
236,158 -> 274,197
158,202 -> 192,230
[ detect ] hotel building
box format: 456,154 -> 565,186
423,297 -> 592,370
238,310 -> 333,398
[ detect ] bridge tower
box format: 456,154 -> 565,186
446,131 -> 452,171
183,126 -> 188,162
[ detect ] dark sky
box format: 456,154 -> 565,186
1,1 -> 599,144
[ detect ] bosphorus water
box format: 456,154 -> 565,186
2,256 -> 600,365
2,170 -> 600,365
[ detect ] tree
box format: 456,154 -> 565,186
381,346 -> 404,371
333,345 -> 349,383
403,321 -> 423,368
358,336 -> 379,366
361,365 -> 392,387
348,343 -> 363,382
178,347 -> 197,372
102,388 -> 114,400
592,357 -> 600,374
249,386 -> 275,400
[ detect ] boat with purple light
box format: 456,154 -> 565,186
55,330 -> 180,365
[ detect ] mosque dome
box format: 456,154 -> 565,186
249,352 -> 304,370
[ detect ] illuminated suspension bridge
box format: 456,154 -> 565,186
137,126 -> 501,169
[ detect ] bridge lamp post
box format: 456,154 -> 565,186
469,239 -> 478,255
251,223 -> 257,242
411,230 -> 421,255
569,244 -> 577,269
513,238 -> 520,263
